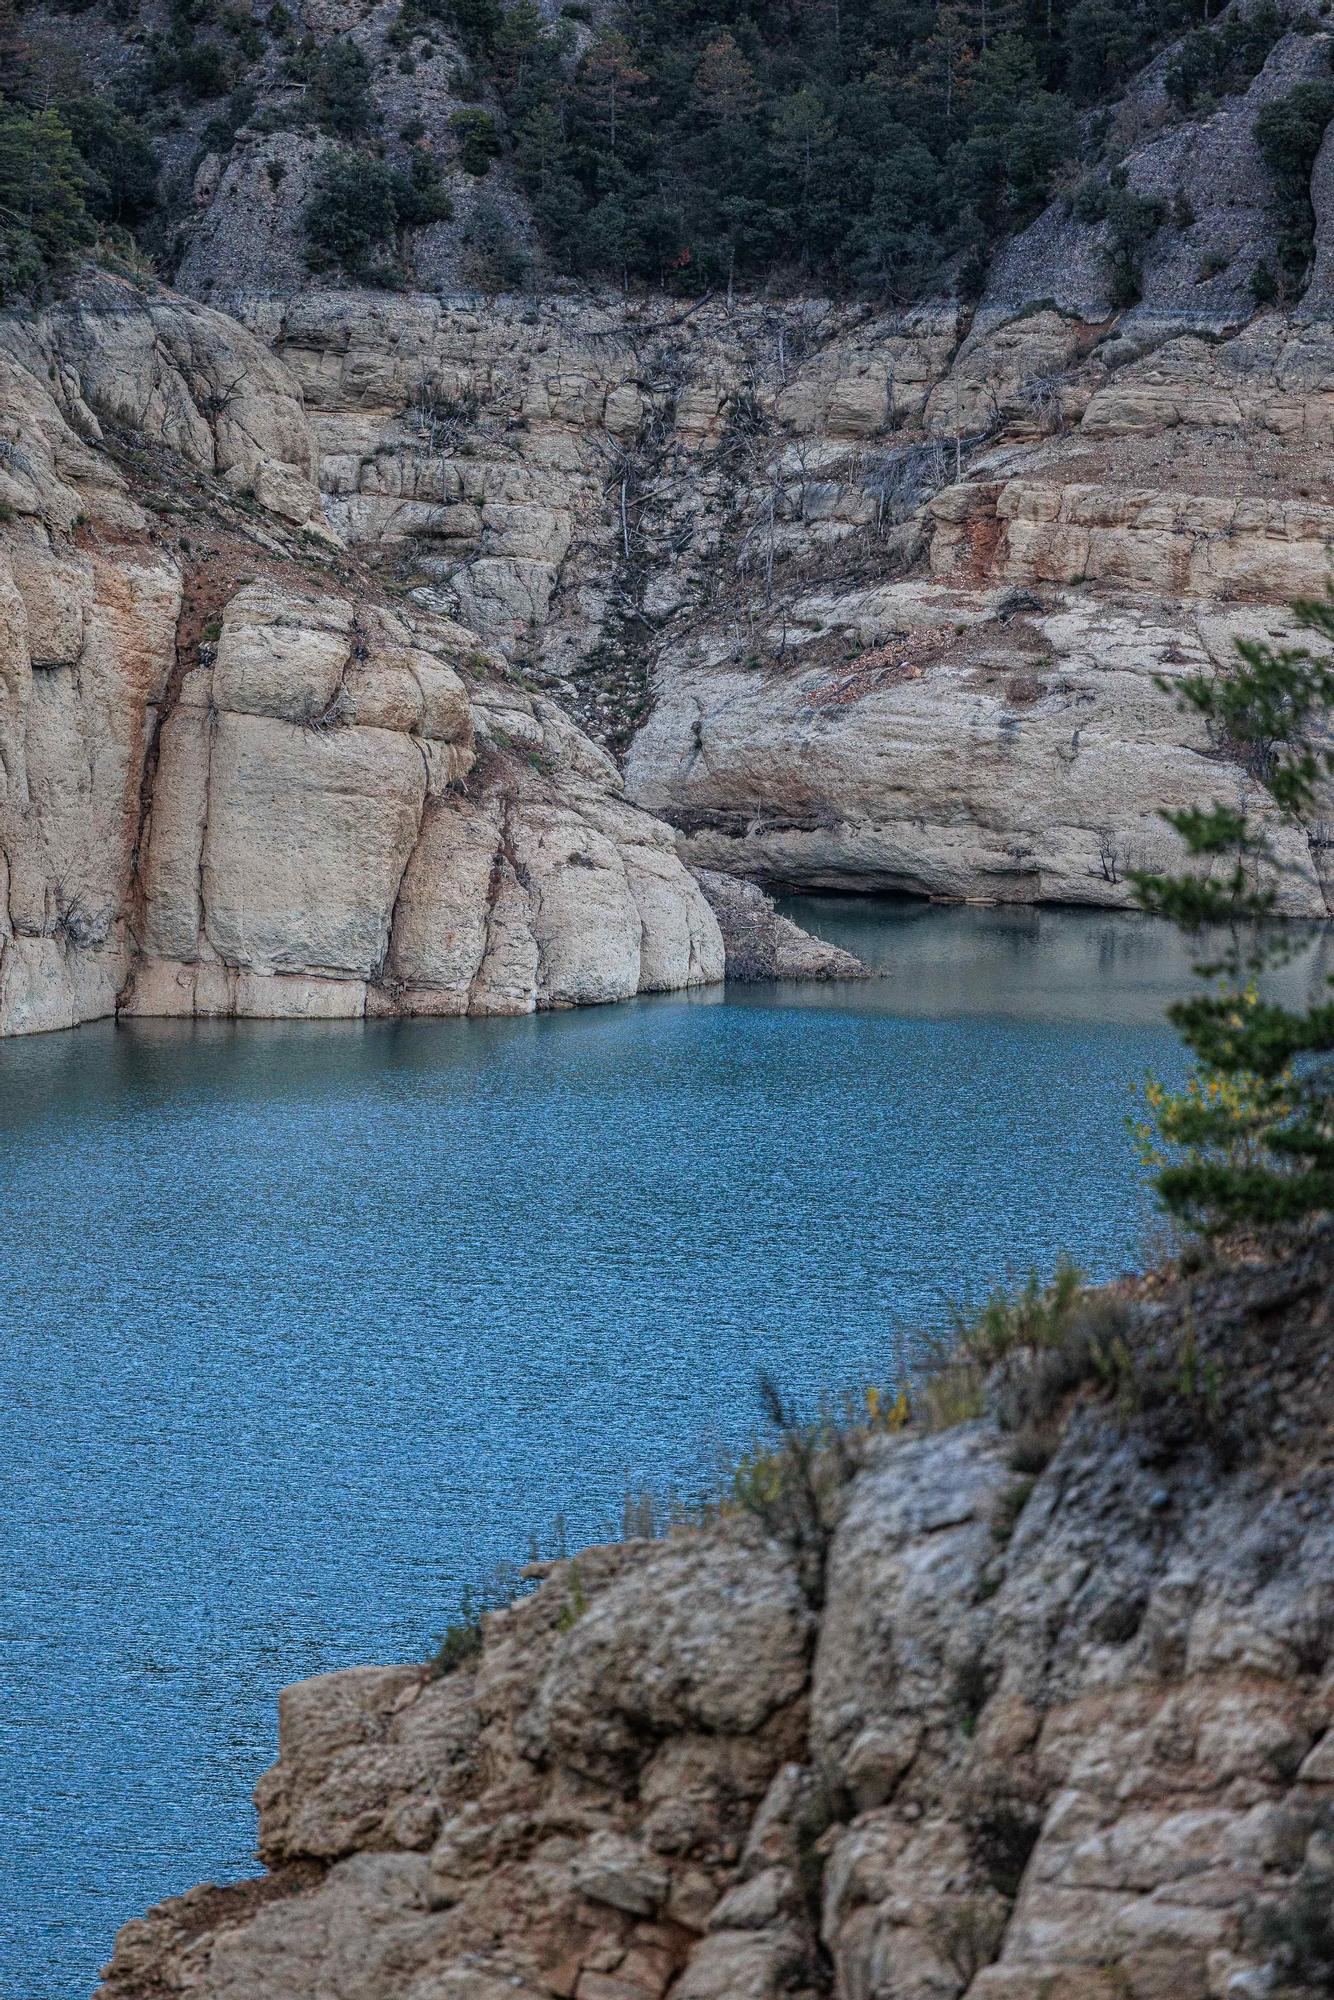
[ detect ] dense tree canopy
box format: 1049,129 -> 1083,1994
0,0 -> 1312,299
427,0 -> 1284,293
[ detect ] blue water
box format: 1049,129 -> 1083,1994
0,897 -> 1231,2000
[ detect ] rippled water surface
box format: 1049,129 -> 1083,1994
10,897 -> 1318,1998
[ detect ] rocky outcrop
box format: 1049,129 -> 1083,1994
690,870 -> 868,983
0,286 -> 723,1035
7,256 -> 1334,1045
96,1243 -> 1334,2000
10,1 -> 1334,1037
213,285 -> 1334,915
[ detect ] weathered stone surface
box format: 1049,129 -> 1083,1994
255,1666 -> 481,1865
519,1530 -> 813,1783
0,293 -> 724,1035
627,583 -> 1327,913
813,1425 -> 1010,1782
691,868 -> 869,982
218,282 -> 1334,917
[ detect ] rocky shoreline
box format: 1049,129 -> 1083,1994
5,269 -> 1332,1037
96,1241 -> 1334,2000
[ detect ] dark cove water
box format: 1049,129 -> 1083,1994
10,896 -> 1319,1999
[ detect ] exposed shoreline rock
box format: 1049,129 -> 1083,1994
221,286 -> 1333,916
6,264 -> 1334,1043
0,287 -> 724,1037
691,869 -> 869,984
96,1239 -> 1334,2000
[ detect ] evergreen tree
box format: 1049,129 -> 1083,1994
576,31 -> 652,159
306,43 -> 374,140
302,148 -> 399,272
0,100 -> 92,299
1132,600 -> 1334,1234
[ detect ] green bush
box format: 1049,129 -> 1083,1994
147,30 -> 234,102
303,148 -> 399,272
450,107 -> 501,176
462,197 -> 532,289
59,98 -> 158,225
1164,3 -> 1283,114
391,148 -> 453,228
306,42 -> 373,139
1257,1812 -> 1334,1990
1254,80 -> 1334,293
303,143 -> 453,276
1074,172 -> 1166,306
202,83 -> 256,155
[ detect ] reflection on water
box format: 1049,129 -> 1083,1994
780,894 -> 1334,1025
2,898 -> 1323,1998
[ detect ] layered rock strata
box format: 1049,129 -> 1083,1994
0,288 -> 724,1035
229,288 -> 1334,915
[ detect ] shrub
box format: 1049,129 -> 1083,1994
1072,171 -> 1166,305
1164,4 -> 1284,115
1257,1817 -> 1334,1991
960,1259 -> 1085,1369
147,31 -> 234,102
429,1562 -> 524,1674
430,1584 -> 487,1673
303,148 -> 398,272
306,41 -> 373,139
391,148 -> 453,228
462,197 -> 532,289
964,1776 -> 1045,1899
1254,80 -> 1334,293
920,1350 -> 987,1431
729,1373 -> 857,1607
0,102 -> 93,301
202,83 -> 256,154
60,99 -> 158,225
450,106 -> 501,176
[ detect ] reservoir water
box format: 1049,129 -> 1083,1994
7,896 -> 1323,1999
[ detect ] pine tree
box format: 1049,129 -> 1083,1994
694,34 -> 760,126
576,30 -> 652,159
770,87 -> 834,266
1131,599 -> 1334,1234
0,101 -> 92,299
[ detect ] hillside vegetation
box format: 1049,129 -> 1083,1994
3,0 -> 1330,298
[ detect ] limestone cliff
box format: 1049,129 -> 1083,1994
8,8 -> 1334,1034
221,277 -> 1334,914
96,1238 -> 1334,2000
0,284 -> 723,1035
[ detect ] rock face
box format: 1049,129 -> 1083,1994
0,286 -> 723,1035
9,280 -> 1333,1041
218,282 -> 1334,916
690,869 -> 868,983
9,9 -> 1334,1036
96,1245 -> 1334,2000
